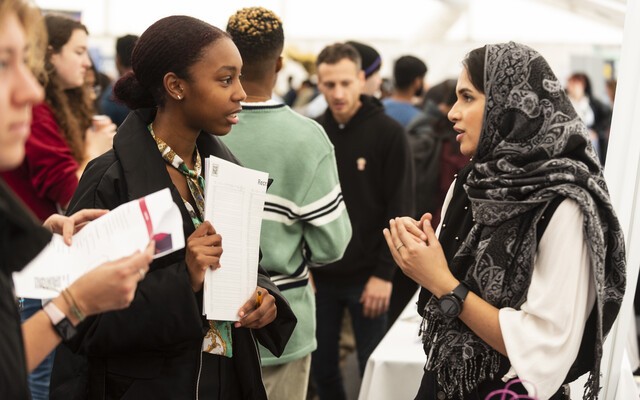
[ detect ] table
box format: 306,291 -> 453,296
359,291 -> 639,400
359,291 -> 424,400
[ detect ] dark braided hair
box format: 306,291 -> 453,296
226,7 -> 283,80
114,15 -> 229,109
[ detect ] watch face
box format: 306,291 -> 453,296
439,295 -> 461,318
55,318 -> 77,341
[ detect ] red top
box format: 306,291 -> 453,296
1,102 -> 79,222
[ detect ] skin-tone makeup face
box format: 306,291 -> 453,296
0,12 -> 45,170
317,57 -> 365,125
448,67 -> 486,157
179,37 -> 246,136
49,28 -> 91,90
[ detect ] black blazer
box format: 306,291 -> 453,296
0,180 -> 52,400
50,109 -> 296,400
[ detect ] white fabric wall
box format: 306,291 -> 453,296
597,0 -> 640,397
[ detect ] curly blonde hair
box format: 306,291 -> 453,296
226,7 -> 284,80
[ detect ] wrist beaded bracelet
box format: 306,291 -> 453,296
61,288 -> 86,322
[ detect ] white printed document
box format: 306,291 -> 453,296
13,188 -> 184,299
203,156 -> 268,321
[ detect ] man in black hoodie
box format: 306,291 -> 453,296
311,42 -> 415,400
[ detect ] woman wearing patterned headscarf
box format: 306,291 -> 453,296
384,42 -> 626,400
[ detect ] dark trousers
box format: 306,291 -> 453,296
312,280 -> 387,400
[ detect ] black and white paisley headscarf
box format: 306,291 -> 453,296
422,42 -> 626,399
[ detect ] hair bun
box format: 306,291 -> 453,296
113,71 -> 156,110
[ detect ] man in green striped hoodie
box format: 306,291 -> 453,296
224,7 -> 352,400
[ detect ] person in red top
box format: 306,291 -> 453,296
1,14 -> 115,221
3,102 -> 80,220
0,13 -> 115,399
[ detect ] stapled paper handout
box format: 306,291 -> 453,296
13,188 -> 184,299
202,156 -> 268,321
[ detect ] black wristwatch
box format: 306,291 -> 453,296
438,282 -> 470,318
43,301 -> 77,341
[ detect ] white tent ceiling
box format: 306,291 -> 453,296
34,0 -> 626,95
34,0 -> 625,43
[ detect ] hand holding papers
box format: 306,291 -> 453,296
42,209 -> 109,246
13,188 -> 184,299
203,156 -> 268,321
184,220 -> 223,292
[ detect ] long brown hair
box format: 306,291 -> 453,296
43,14 -> 93,162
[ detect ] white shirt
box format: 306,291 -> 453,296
438,183 -> 595,400
569,96 -> 595,127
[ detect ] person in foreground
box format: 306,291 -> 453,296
0,1 -> 153,398
50,15 -> 296,400
383,42 -> 626,400
2,14 -> 117,398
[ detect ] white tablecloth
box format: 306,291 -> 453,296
359,291 -> 424,400
358,290 -> 639,400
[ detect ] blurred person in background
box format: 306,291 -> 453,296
99,34 -> 138,126
566,72 -> 612,164
85,57 -> 112,112
312,42 -> 414,400
299,40 -> 383,119
379,77 -> 394,101
382,55 -> 428,128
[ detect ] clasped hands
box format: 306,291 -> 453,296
185,221 -> 277,329
383,213 -> 457,298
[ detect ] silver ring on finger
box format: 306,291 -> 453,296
396,243 -> 405,251
138,269 -> 146,279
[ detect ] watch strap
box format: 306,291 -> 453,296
43,301 -> 65,324
451,282 -> 470,303
437,282 -> 470,318
43,301 -> 77,341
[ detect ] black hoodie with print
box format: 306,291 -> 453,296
314,95 -> 415,285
